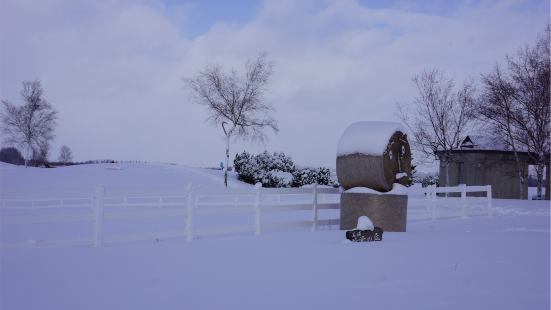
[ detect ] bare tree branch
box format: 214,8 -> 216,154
396,68 -> 479,194
182,52 -> 279,187
1,79 -> 58,168
474,22 -> 550,200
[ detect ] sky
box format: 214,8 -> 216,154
0,0 -> 549,172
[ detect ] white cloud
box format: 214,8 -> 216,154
1,0 -> 548,171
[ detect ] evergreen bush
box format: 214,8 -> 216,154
421,173 -> 440,188
234,151 -> 339,188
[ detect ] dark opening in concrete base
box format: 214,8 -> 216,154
340,192 -> 408,232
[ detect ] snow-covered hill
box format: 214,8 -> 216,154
0,163 -> 549,309
0,162 -> 251,190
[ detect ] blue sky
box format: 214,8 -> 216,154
165,0 -> 547,38
0,0 -> 549,171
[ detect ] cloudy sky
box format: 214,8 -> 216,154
1,0 -> 548,171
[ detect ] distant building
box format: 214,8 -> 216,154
436,136 -> 549,200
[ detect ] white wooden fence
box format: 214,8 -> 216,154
407,184 -> 492,221
0,184 -> 492,249
0,184 -> 340,249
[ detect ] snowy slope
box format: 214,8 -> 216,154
0,162 -> 251,190
0,163 -> 549,310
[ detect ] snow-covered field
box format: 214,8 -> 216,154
0,163 -> 549,310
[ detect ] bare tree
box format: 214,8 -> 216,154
1,79 -> 58,168
477,63 -> 527,199
507,23 -> 550,200
183,52 -> 279,187
396,68 -> 478,195
58,145 -> 73,165
476,23 -> 550,200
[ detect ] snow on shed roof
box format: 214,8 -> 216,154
337,121 -> 407,156
460,136 -> 513,151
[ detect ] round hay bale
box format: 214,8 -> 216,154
336,122 -> 411,192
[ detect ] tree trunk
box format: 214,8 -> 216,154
518,170 -> 524,200
511,148 -> 524,200
24,147 -> 30,169
224,138 -> 229,188
224,126 -> 235,188
445,156 -> 450,198
536,161 -> 544,200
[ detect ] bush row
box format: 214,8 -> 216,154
234,151 -> 339,188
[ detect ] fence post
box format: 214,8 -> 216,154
431,185 -> 437,221
93,184 -> 104,247
312,183 -> 318,231
426,187 -> 431,214
254,186 -> 262,235
487,185 -> 492,216
186,185 -> 195,241
461,184 -> 467,218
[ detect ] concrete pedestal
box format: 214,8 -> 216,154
340,192 -> 408,232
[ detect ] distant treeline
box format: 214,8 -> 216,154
0,148 -> 181,167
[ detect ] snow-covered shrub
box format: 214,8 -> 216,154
234,151 -> 296,188
421,173 -> 440,188
234,151 -> 339,188
316,167 -> 333,186
292,167 -> 316,187
264,170 -> 294,188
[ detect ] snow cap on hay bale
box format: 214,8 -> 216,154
336,121 -> 411,192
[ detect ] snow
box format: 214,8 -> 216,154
356,215 -> 374,231
267,170 -> 293,183
396,172 -> 407,179
0,161 -> 252,189
337,121 -> 407,156
346,183 -> 409,195
0,163 -> 549,310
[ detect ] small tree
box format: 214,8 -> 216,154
407,163 -> 417,187
183,52 -> 279,187
396,68 -> 478,196
1,79 -> 58,168
58,145 -> 73,165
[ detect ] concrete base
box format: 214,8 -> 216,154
340,192 -> 408,232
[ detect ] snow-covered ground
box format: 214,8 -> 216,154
0,163 -> 549,310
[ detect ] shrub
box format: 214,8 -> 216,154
421,173 -> 440,188
235,151 -> 339,188
407,164 -> 417,187
291,167 -> 316,187
0,147 -> 24,165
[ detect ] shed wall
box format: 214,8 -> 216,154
438,152 -> 530,199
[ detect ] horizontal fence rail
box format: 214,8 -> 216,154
0,184 -> 341,248
0,184 -> 492,249
407,184 -> 492,221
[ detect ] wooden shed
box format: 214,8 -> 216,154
436,136 -> 549,200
